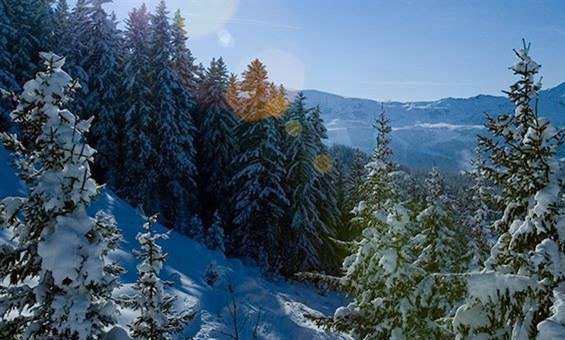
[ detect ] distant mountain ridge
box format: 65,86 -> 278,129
294,83 -> 565,171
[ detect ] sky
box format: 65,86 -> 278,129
99,0 -> 565,102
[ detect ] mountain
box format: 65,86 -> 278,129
0,146 -> 347,340
299,82 -> 565,171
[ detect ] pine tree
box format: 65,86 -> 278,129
148,0 -> 197,230
453,41 -> 565,338
124,214 -> 193,339
196,58 -> 238,224
118,4 -> 156,209
171,10 -> 200,97
364,106 -> 395,211
0,53 -> 123,338
351,108 -> 395,238
414,167 -> 464,274
0,0 -> 54,131
347,150 -> 367,213
205,211 -> 226,253
464,150 -> 499,269
324,202 -> 423,339
230,59 -> 289,270
282,93 -> 332,272
309,105 -> 341,271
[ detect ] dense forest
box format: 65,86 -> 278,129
0,0 -> 564,339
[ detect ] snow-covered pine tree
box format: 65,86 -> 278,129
196,58 -> 239,225
347,150 -> 367,214
205,211 -> 226,253
171,9 -> 200,98
325,201 -> 422,339
0,53 -> 123,338
464,150 -> 499,269
124,214 -> 193,339
229,59 -> 289,270
53,0 -> 72,56
350,107 -> 395,239
308,104 -> 341,271
453,41 -> 565,338
282,92 -> 332,273
409,167 -> 468,336
333,159 -> 355,242
414,167 -> 464,274
0,0 -> 54,131
148,0 -> 197,231
3,0 -> 54,87
117,4 -> 157,211
70,0 -> 124,184
360,106 -> 395,222
51,0 -> 89,116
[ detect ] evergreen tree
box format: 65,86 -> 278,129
414,167 -> 464,274
148,0 -> 198,230
53,0 -> 72,55
351,108 -> 395,238
0,53 -> 123,338
347,150 -> 367,213
324,202 -> 423,339
124,215 -> 193,339
59,0 -> 90,113
464,150 -> 499,269
197,58 -> 238,224
309,105 -> 341,271
229,59 -> 289,270
0,0 -> 54,130
283,93 -> 332,272
454,42 -> 565,338
171,10 -> 200,97
118,4 -> 156,208
205,211 -> 226,253
76,0 -> 124,184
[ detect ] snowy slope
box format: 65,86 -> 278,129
295,83 -> 565,171
0,145 -> 348,340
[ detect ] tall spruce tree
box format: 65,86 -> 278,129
309,105 -> 341,271
171,10 -> 200,98
118,4 -> 156,208
454,42 -> 565,338
148,0 -> 197,231
283,93 -> 332,272
78,0 -> 124,184
197,58 -> 239,225
0,53 -> 123,338
229,59 -> 289,270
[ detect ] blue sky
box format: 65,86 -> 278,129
102,0 -> 565,102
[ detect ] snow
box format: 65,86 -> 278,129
466,271 -> 533,305
0,145 -> 347,339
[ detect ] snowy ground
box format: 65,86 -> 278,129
0,145 -> 349,339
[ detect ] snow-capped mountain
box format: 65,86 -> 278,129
299,82 -> 565,171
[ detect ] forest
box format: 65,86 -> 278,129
0,0 -> 564,339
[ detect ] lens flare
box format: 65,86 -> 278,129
285,120 -> 303,137
217,29 -> 234,48
314,154 -> 333,174
178,0 -> 238,37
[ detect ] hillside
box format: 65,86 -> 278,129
301,82 -> 565,170
0,145 -> 347,340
